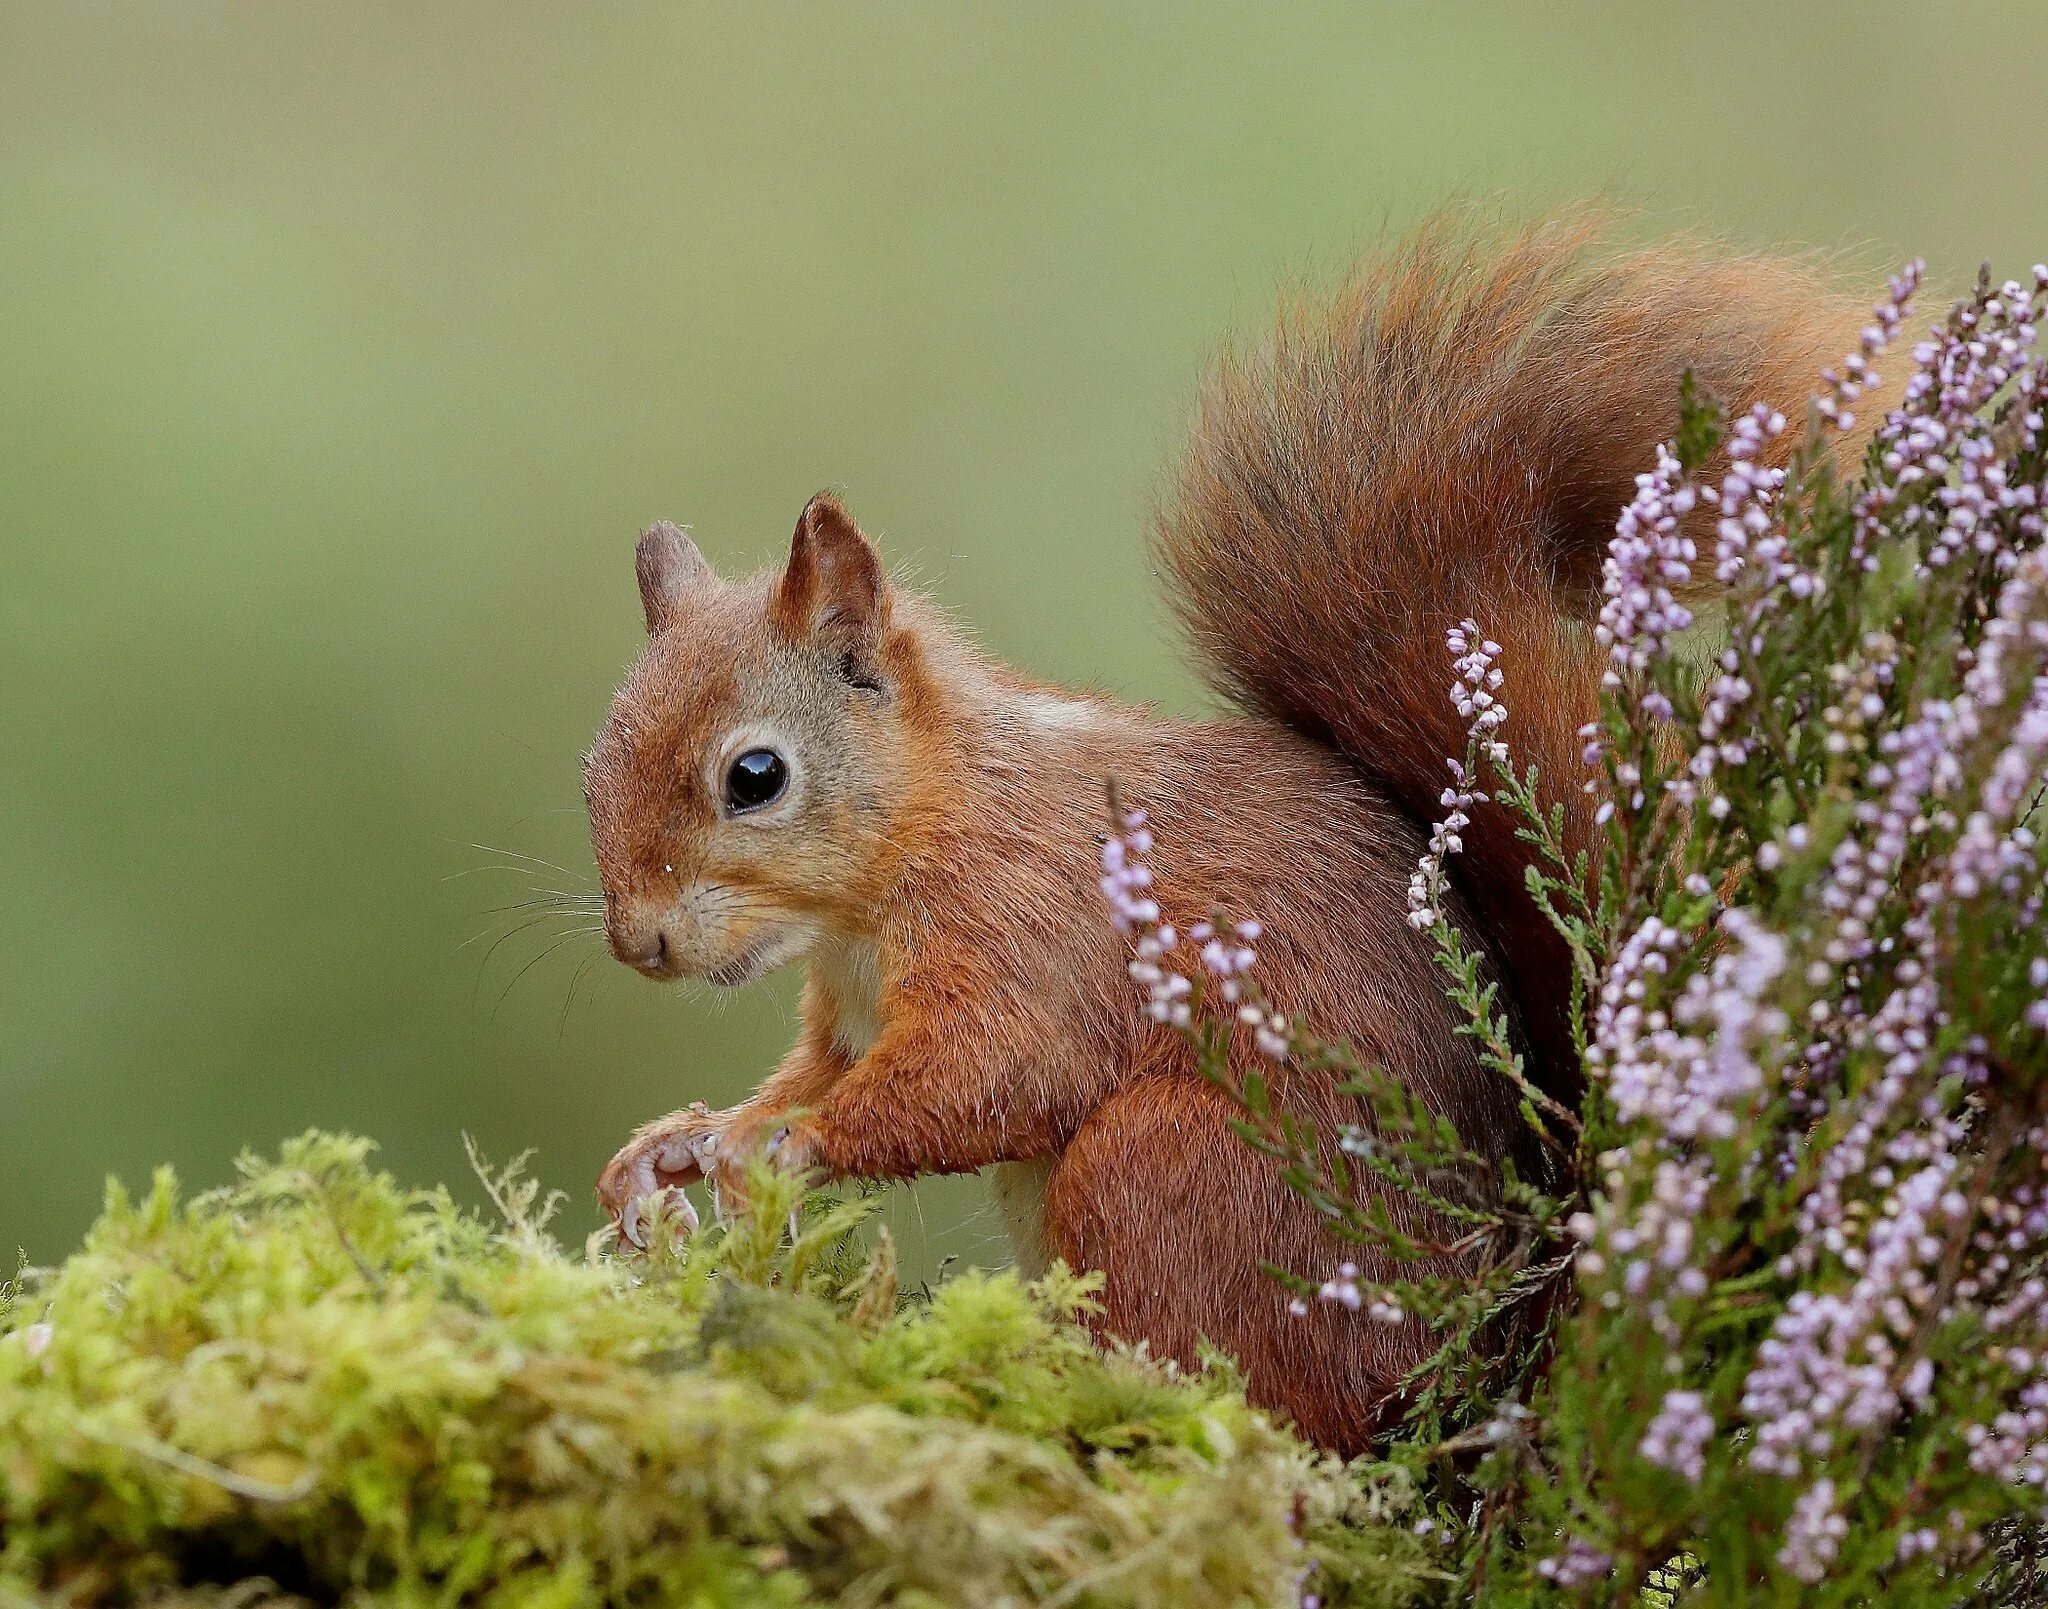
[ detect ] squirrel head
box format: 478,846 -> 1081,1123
584,493 -> 909,986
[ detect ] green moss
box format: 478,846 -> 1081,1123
0,1134 -> 1438,1608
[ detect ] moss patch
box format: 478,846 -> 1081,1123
0,1134 -> 1439,1608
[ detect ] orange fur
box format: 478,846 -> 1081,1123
1157,211 -> 1880,1092
587,215 -> 1880,1453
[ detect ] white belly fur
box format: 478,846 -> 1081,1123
991,1157 -> 1056,1279
809,933 -> 884,1058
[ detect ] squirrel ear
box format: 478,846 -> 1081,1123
636,520 -> 712,633
770,493 -> 890,682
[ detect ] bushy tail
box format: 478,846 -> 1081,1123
1155,211 -> 1875,1091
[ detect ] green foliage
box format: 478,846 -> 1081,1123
1472,272 -> 2048,1605
1184,265 -> 2048,1602
0,1133 -> 1440,1608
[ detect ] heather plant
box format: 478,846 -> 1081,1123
1101,257 -> 2048,1603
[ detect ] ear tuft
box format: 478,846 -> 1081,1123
636,521 -> 712,633
770,494 -> 890,681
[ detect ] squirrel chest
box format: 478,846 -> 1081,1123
810,928 -> 1057,1274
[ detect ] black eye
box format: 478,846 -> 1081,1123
723,748 -> 788,814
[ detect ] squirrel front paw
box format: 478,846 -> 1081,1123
598,1102 -> 733,1248
598,1105 -> 826,1250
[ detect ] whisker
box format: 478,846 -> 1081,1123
443,863 -> 541,884
463,919 -> 601,1018
461,843 -> 592,882
472,894 -> 604,920
456,910 -> 577,958
459,912 -> 548,956
560,951 -> 602,1038
491,929 -> 601,1022
442,865 -> 602,905
464,919 -> 573,1014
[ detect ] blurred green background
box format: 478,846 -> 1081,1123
5,3 -> 2045,1273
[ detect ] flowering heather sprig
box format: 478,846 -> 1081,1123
1588,907 -> 1787,1145
1856,261 -> 2045,577
1237,991 -> 1296,1061
1406,757 -> 1480,934
1937,550 -> 2048,906
1710,403 -> 1790,586
1407,624 -> 1578,1142
1638,1389 -> 1713,1483
1598,269 -> 1947,845
1099,807 -> 1159,936
1448,619 -> 1509,768
1407,621 -> 1501,933
1817,260 -> 1920,439
1314,1260 -> 1407,1325
1784,550 -> 2048,1220
1568,906 -> 1788,1365
1101,802 -> 1291,1059
1195,918 -> 1261,1005
1596,442 -> 1697,703
1787,974 -> 1945,1271
1099,807 -> 1191,1029
1743,1133 -> 1970,1480
1779,1477 -> 1849,1584
1966,1355 -> 2048,1489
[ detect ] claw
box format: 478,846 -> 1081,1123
618,1186 -> 698,1250
602,1105 -> 746,1246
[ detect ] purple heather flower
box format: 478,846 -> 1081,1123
1100,809 -> 1195,1029
1408,621 -> 1509,934
1639,1388 -> 1713,1482
1597,445 -> 1697,686
1779,1477 -> 1849,1583
1536,1537 -> 1614,1588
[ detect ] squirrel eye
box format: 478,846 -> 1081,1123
723,747 -> 788,814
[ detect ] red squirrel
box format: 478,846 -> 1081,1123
584,214 -> 1871,1452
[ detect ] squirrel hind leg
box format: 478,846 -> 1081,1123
1038,1074 -> 1400,1455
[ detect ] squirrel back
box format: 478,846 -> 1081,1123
1155,211 -> 1876,1090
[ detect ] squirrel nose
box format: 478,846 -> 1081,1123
616,931 -> 670,974
607,913 -> 673,974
